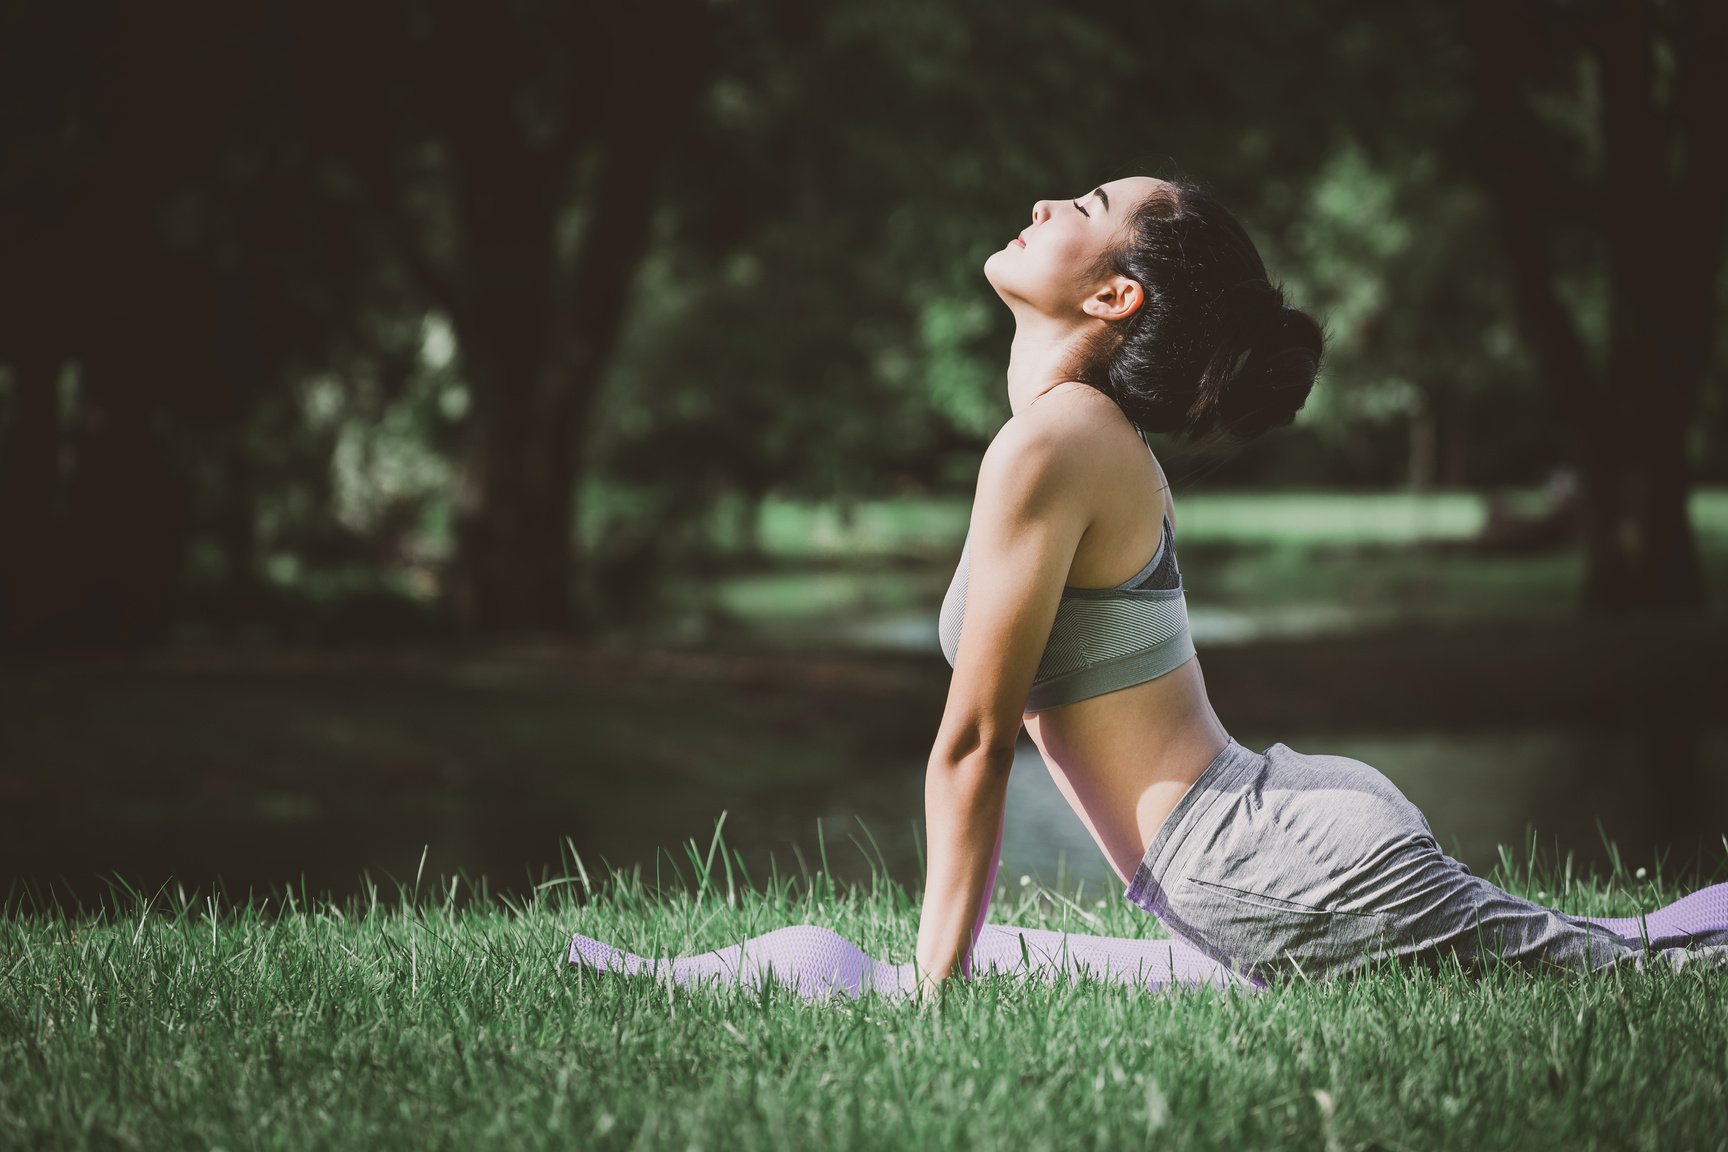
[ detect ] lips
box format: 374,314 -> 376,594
1012,235 -> 1027,248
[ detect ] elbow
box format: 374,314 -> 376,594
931,721 -> 1019,776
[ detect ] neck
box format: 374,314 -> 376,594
1005,311 -> 1102,416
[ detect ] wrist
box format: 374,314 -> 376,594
913,965 -> 953,999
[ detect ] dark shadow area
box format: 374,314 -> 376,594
3,1 -> 1727,915
5,618 -> 1724,910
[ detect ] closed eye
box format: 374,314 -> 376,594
1072,199 -> 1090,218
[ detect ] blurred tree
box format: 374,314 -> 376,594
297,2 -> 716,638
1076,2 -> 1566,493
584,0 -> 1150,598
0,2 -> 386,649
1460,0 -> 1725,613
591,0 -> 1384,583
4,0 -> 1723,649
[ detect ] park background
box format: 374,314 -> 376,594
3,0 -> 1727,911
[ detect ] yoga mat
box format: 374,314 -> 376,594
1584,883 -> 1728,948
568,884 -> 1728,1002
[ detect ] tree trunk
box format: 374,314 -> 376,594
57,355 -> 195,649
1576,422 -> 1703,613
212,421 -> 261,636
1441,386 -> 1470,488
443,143 -> 659,639
434,7 -> 713,640
0,349 -> 64,651
733,488 -> 766,560
1407,389 -> 1437,492
451,359 -> 587,636
1461,0 -> 1725,615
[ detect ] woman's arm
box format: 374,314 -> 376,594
966,807 -> 1007,978
913,407 -> 1092,993
915,747 -> 1011,993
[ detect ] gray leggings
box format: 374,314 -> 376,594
1124,739 -> 1728,983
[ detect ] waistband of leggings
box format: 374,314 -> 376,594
1124,736 -> 1264,912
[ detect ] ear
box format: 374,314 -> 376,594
1082,276 -> 1143,323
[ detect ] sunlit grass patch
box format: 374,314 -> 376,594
4,825 -> 1725,1151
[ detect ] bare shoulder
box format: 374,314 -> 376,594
988,386 -> 1133,500
979,382 -> 1172,534
979,383 -> 1120,487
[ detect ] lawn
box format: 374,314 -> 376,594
4,846 -> 1725,1151
7,488 -> 1726,1149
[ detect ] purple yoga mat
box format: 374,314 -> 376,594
570,921 -> 1254,1000
1584,883 -> 1728,945
569,884 -> 1728,1001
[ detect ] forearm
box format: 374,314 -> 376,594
914,747 -> 1012,988
964,807 -> 1006,979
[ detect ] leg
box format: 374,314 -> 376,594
1362,844 -> 1646,974
1152,742 -> 1656,980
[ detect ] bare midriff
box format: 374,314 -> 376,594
1021,656 -> 1229,886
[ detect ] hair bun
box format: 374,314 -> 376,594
1215,308 -> 1324,437
1086,179 -> 1328,443
1216,279 -> 1284,347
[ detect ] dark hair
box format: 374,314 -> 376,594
1072,179 -> 1326,442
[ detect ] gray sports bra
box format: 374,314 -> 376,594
936,423 -> 1196,713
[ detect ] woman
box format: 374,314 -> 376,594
915,174 -> 1727,992
570,176 -> 1728,1001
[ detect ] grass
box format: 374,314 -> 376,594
8,488 -> 1725,1147
719,486 -> 1728,554
4,828 -> 1726,1152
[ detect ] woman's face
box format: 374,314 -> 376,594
984,175 -> 1166,319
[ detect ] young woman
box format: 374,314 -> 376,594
914,174 -> 1727,993
570,176 -> 1727,1001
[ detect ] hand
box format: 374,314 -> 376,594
911,963 -> 954,1005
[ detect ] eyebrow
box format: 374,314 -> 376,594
1094,187 -> 1109,212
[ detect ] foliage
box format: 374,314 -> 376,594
3,0 -> 1725,639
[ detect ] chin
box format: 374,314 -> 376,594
982,264 -> 1027,310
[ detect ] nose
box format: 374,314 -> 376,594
1031,200 -> 1053,226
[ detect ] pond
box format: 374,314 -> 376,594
5,490 -> 1725,912
3,639 -> 1723,914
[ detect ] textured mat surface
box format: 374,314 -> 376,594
569,884 -> 1728,1002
